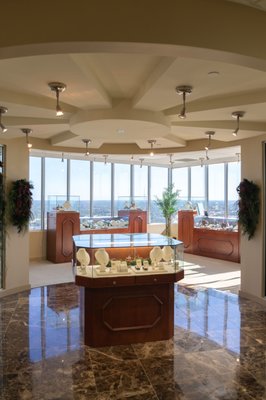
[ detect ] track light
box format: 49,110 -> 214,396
139,158 -> 144,168
48,82 -> 66,116
204,131 -> 215,150
21,128 -> 32,150
0,106 -> 8,133
232,111 -> 245,136
82,139 -> 91,156
148,139 -> 156,156
176,85 -> 192,119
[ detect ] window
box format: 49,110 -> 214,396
45,157 -> 67,227
191,165 -> 205,208
70,159 -> 90,220
93,162 -> 111,216
150,166 -> 168,223
114,163 -> 130,215
133,164 -> 148,211
208,163 -> 225,217
228,162 -> 241,217
29,156 -> 42,230
172,167 -> 188,209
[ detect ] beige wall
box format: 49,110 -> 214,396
240,134 -> 266,302
0,138 -> 30,296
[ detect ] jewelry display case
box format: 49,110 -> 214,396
73,233 -> 184,347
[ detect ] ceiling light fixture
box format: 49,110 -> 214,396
21,128 -> 32,150
0,106 -> 8,133
235,152 -> 241,163
82,139 -> 91,156
199,157 -> 205,167
204,131 -> 215,150
103,155 -> 108,165
48,82 -> 66,117
176,85 -> 193,119
148,139 -> 156,156
168,153 -> 174,168
139,158 -> 144,168
61,152 -> 64,163
232,111 -> 245,136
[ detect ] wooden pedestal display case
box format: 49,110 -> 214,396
47,211 -> 80,263
177,210 -> 195,253
118,210 -> 147,233
73,233 -> 184,347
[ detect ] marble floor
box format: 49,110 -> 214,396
0,283 -> 265,400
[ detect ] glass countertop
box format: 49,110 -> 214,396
72,233 -> 183,249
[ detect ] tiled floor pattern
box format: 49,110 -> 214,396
0,283 -> 265,399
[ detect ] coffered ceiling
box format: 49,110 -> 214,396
1,0 -> 266,166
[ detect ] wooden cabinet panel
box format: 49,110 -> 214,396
47,211 -> 80,263
118,210 -> 147,233
178,210 -> 195,253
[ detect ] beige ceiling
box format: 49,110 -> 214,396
1,0 -> 266,166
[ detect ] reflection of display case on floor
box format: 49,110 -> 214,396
178,210 -> 240,263
73,233 -> 184,347
47,211 -> 80,263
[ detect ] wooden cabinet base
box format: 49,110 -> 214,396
83,283 -> 174,347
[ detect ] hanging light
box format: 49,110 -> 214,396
82,139 -> 91,156
168,153 -> 174,168
61,152 -> 64,162
232,111 -> 245,136
148,139 -> 156,156
199,157 -> 205,167
235,152 -> 241,163
204,131 -> 215,150
21,128 -> 33,149
0,106 -> 8,133
48,82 -> 66,116
176,85 -> 193,119
103,155 -> 108,164
139,158 -> 144,168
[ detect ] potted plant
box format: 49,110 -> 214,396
155,184 -> 180,237
8,179 -> 34,233
237,178 -> 260,240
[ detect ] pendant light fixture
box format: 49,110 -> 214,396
232,111 -> 245,136
48,82 -> 66,116
139,158 -> 144,168
148,139 -> 156,156
0,106 -> 8,133
82,139 -> 91,156
204,131 -> 215,160
168,153 -> 174,168
176,85 -> 193,119
199,157 -> 205,167
21,128 -> 32,149
103,155 -> 108,165
204,131 -> 215,150
61,152 -> 64,162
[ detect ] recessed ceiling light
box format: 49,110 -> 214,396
208,71 -> 220,76
117,128 -> 125,134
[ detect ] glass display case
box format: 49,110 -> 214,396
73,233 -> 184,279
80,216 -> 129,231
117,196 -> 148,211
194,216 -> 238,231
47,195 -> 80,212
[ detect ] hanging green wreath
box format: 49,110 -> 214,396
237,178 -> 260,240
8,179 -> 34,233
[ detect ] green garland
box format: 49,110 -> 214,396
8,179 -> 34,233
237,178 -> 260,240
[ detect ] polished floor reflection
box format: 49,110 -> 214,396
0,283 -> 265,399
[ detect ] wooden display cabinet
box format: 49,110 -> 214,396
118,210 -> 147,233
177,210 -> 240,263
47,211 -> 80,263
74,233 -> 184,347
